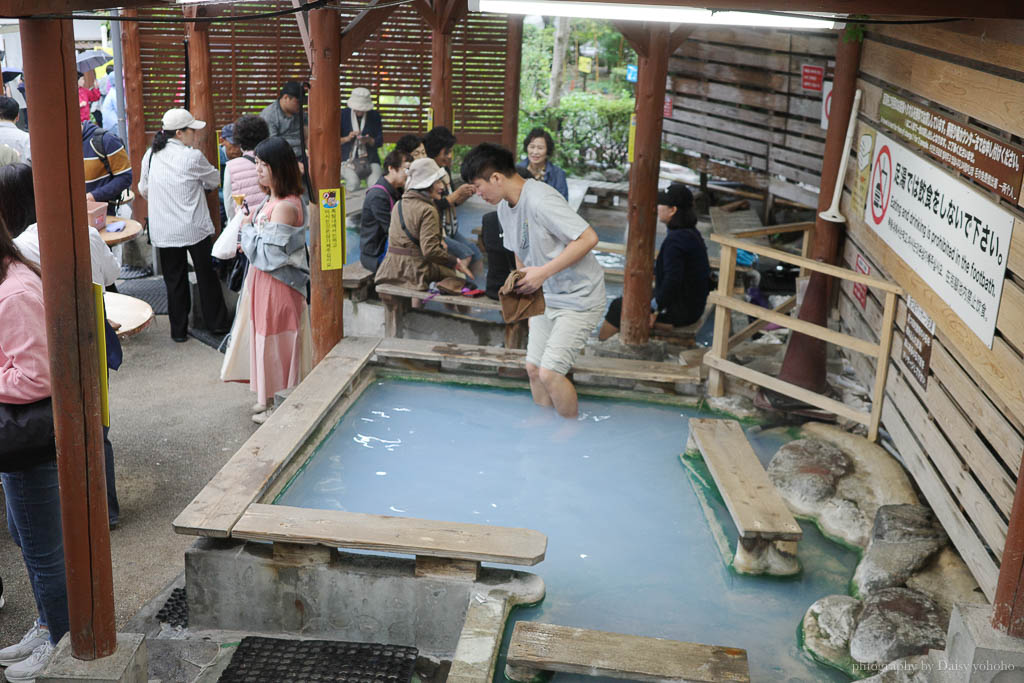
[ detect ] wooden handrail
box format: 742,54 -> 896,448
710,234 -> 904,294
729,221 -> 814,239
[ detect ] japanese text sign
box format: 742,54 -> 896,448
901,296 -> 936,390
801,64 -> 824,92
852,253 -> 870,309
319,188 -> 345,271
864,132 -> 1015,348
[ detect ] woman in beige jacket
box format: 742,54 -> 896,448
374,157 -> 472,290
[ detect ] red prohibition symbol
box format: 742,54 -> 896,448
870,145 -> 893,226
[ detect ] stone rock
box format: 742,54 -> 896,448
768,438 -> 851,509
853,505 -> 948,597
849,588 -> 947,668
584,170 -> 605,181
794,423 -> 919,548
802,595 -> 864,678
905,546 -> 986,617
704,394 -> 762,420
860,655 -> 932,682
603,168 -> 625,183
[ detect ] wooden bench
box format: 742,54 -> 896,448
342,262 -> 375,302
232,503 -> 547,581
687,418 -> 802,576
505,622 -> 750,682
375,283 -> 527,349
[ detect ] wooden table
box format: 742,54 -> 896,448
97,216 -> 142,247
103,292 -> 154,339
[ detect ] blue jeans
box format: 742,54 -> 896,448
444,232 -> 482,266
2,461 -> 69,645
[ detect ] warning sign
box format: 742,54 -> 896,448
852,253 -> 870,310
863,132 -> 1016,348
801,64 -> 825,92
901,296 -> 936,390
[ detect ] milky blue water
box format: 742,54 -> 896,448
275,379 -> 855,682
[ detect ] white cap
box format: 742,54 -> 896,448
407,158 -> 447,190
161,108 -> 206,131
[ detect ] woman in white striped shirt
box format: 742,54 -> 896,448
138,108 -> 229,342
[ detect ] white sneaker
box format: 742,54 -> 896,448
3,640 -> 55,682
0,621 -> 48,666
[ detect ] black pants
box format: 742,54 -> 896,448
159,235 -> 228,339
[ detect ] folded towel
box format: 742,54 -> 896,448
498,270 -> 545,323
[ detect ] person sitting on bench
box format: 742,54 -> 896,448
599,183 -> 710,341
359,149 -> 411,273
374,157 -> 474,292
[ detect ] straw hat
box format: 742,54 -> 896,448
407,158 -> 447,190
347,87 -> 374,111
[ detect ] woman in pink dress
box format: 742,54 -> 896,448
240,136 -> 312,424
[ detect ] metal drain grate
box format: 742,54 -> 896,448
218,636 -> 418,683
156,587 -> 188,628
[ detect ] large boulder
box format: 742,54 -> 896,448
802,595 -> 864,678
849,588 -> 947,668
853,505 -> 948,597
906,547 -> 986,617
768,438 -> 851,509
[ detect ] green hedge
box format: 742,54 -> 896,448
519,91 -> 635,176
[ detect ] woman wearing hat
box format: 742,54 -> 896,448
374,158 -> 473,292
598,182 -> 710,340
341,87 -> 383,191
138,108 -> 230,342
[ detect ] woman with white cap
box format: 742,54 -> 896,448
138,108 -> 229,342
340,87 -> 383,191
374,157 -> 473,291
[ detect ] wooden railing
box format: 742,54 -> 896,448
704,233 -> 903,441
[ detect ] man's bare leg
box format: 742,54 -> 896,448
539,367 -> 579,418
526,362 -> 553,407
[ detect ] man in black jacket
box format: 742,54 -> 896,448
359,149 -> 411,272
599,183 -> 710,340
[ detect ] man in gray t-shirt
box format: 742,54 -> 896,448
462,143 -> 605,419
260,81 -> 304,162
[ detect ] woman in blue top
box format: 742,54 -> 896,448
516,127 -> 568,200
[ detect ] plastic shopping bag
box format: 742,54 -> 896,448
220,273 -> 252,382
212,210 -> 244,261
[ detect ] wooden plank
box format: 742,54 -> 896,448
233,504 -> 548,566
767,178 -> 819,209
506,621 -> 749,683
666,107 -> 785,146
730,221 -> 814,239
870,23 -> 1024,74
706,244 -> 735,397
860,38 -> 1024,139
729,296 -> 796,346
375,283 -> 503,310
881,397 -> 999,601
705,355 -> 871,426
172,336 -> 380,537
710,292 -> 881,358
997,278 -> 1024,354
663,133 -> 767,170
669,76 -> 789,113
342,262 -> 374,288
676,40 -> 791,72
669,55 -> 790,93
869,292 -> 898,441
711,234 -> 904,293
688,418 -> 803,540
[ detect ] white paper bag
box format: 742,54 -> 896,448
220,272 -> 252,382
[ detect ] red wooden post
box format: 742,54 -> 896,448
120,8 -> 148,227
430,22 -> 453,130
309,8 -> 344,363
185,5 -> 221,233
500,15 -> 524,152
620,24 -> 669,345
775,35 -> 862,393
993,453 -> 1024,636
19,17 -> 116,660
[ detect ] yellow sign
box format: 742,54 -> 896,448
627,113 -> 637,163
94,284 -> 109,428
578,56 -> 593,74
427,107 -> 434,132
850,128 -> 876,221
319,188 -> 345,271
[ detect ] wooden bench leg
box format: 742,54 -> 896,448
505,663 -> 545,682
415,556 -> 480,581
733,536 -> 799,576
380,294 -> 409,338
505,320 -> 528,350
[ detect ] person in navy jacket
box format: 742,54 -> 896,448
340,87 -> 383,191
516,127 -> 568,200
599,182 -> 710,340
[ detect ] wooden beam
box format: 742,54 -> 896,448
291,0 -> 313,71
620,23 -> 668,345
120,8 -> 147,227
341,0 -> 400,61
430,2 -> 455,130
20,16 -> 116,660
501,15 -> 524,151
411,0 -> 440,30
184,4 -> 220,233
612,20 -> 649,59
668,24 -> 694,53
0,0 -> 158,14
528,0 -> 1024,19
439,0 -> 468,33
309,8 -> 344,363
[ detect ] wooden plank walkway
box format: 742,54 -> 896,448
233,504 -> 547,566
505,622 -> 750,682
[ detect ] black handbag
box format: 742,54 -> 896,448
0,397 -> 56,471
228,253 -> 249,292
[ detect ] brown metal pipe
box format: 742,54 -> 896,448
19,17 -> 116,660
775,34 -> 862,393
185,5 -> 221,233
308,8 -> 344,363
620,24 -> 669,345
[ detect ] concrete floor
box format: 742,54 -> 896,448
0,316 -> 257,658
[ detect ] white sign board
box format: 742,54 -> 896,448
820,80 -> 833,130
864,132 -> 1015,348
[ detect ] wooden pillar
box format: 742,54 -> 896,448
185,5 -> 221,232
308,8 -> 344,363
500,15 -> 524,151
120,8 -> 148,226
19,17 -> 116,661
620,24 -> 669,346
775,35 -> 862,393
993,454 -> 1024,636
430,24 -> 453,130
